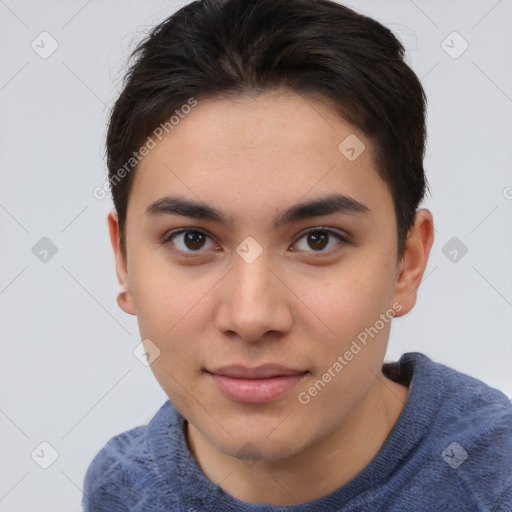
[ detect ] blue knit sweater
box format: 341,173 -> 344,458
82,353 -> 512,511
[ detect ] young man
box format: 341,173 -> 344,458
83,0 -> 512,510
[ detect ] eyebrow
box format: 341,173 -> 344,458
145,193 -> 370,228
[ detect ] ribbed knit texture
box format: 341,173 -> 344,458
82,352 -> 512,511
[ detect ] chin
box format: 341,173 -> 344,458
222,434 -> 308,463
201,414 -> 314,463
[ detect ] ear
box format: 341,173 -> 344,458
107,209 -> 136,315
393,209 -> 434,317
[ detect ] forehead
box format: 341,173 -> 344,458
130,91 -> 393,225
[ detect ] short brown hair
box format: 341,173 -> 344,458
106,0 -> 428,258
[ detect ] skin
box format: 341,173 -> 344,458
108,90 -> 434,505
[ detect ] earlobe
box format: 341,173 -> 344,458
107,209 -> 136,316
393,209 -> 434,317
117,290 -> 134,314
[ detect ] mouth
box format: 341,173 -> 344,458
205,364 -> 310,404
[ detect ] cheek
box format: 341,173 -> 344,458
300,345 -> 386,431
127,248 -> 205,337
299,261 -> 395,348
297,253 -> 396,415
295,311 -> 391,429
127,250 -> 216,369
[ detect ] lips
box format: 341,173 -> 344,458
205,364 -> 309,404
207,364 -> 307,379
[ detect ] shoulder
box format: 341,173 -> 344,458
402,352 -> 512,510
411,351 -> 512,426
82,401 -> 175,511
390,351 -> 511,418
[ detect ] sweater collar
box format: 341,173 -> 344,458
146,352 -> 443,510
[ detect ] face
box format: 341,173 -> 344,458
110,90 -> 420,462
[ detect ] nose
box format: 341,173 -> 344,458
214,252 -> 293,344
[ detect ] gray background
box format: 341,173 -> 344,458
1,0 -> 511,510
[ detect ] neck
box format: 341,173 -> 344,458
187,373 -> 408,506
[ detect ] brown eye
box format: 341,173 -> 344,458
307,231 -> 329,251
183,231 -> 207,250
165,229 -> 216,254
293,228 -> 347,253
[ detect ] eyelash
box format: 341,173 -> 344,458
161,227 -> 349,258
